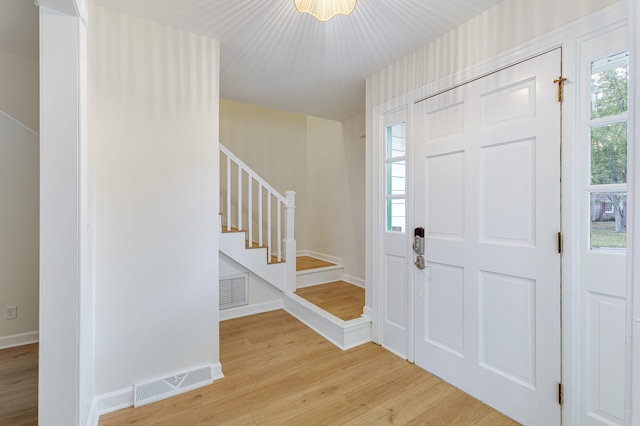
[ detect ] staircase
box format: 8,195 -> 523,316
219,143 -> 296,293
219,143 -> 371,350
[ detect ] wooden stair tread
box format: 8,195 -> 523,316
295,281 -> 364,321
222,226 -> 285,265
296,256 -> 337,271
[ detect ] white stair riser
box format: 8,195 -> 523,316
296,267 -> 343,288
220,232 -> 286,292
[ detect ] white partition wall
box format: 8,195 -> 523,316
92,4 -> 221,413
39,2 -> 90,424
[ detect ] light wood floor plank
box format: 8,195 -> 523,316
100,310 -> 519,425
0,343 -> 38,426
295,280 -> 365,320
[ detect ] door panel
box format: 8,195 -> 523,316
427,153 -> 465,239
426,263 -> 464,355
480,139 -> 535,245
413,49 -> 561,425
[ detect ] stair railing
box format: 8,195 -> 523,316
219,144 -> 296,291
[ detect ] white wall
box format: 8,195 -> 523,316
0,51 -> 39,348
39,4 -> 87,424
93,5 -> 220,396
220,99 -> 309,250
220,100 -> 366,281
367,0 -> 621,109
0,114 -> 38,347
0,51 -> 39,131
306,114 -> 365,281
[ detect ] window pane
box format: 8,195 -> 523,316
591,51 -> 628,119
590,192 -> 627,250
590,122 -> 627,184
386,199 -> 405,233
386,160 -> 405,195
386,122 -> 406,159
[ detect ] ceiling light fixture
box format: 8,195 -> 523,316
294,0 -> 357,22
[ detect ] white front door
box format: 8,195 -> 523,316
413,49 -> 562,425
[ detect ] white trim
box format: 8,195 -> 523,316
341,274 -> 365,288
283,293 -> 371,350
0,331 -> 38,350
0,108 -> 39,137
628,1 -> 639,424
86,399 -> 98,426
211,362 -> 224,380
219,299 -> 283,321
94,387 -> 134,417
362,306 -> 373,321
296,250 -> 343,266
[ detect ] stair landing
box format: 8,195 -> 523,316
285,256 -> 371,350
295,281 -> 365,321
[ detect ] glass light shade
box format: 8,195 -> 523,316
294,0 -> 357,21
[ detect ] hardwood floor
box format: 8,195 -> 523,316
295,281 -> 365,321
100,310 -> 519,425
296,256 -> 336,271
0,343 -> 38,426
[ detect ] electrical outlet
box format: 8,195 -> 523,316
5,306 -> 17,320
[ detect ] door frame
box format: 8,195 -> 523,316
368,3 -> 631,425
630,1 -> 640,422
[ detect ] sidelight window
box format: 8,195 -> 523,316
385,122 -> 406,232
587,51 -> 628,251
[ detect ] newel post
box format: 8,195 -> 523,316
284,191 -> 297,293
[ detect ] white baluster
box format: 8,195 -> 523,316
258,184 -> 263,247
237,165 -> 242,231
267,194 -> 272,260
248,177 -> 253,247
277,201 -> 282,262
226,155 -> 231,231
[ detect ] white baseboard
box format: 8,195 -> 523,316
0,331 -> 38,350
95,386 -> 134,418
220,299 -> 283,321
91,362 -> 225,424
211,362 -> 224,380
87,398 -> 99,426
342,274 -> 365,288
296,250 -> 343,266
363,306 -> 373,319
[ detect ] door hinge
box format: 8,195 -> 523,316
558,383 -> 563,405
557,232 -> 563,254
554,77 -> 567,103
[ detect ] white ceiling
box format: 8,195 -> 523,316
2,0 -> 505,121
